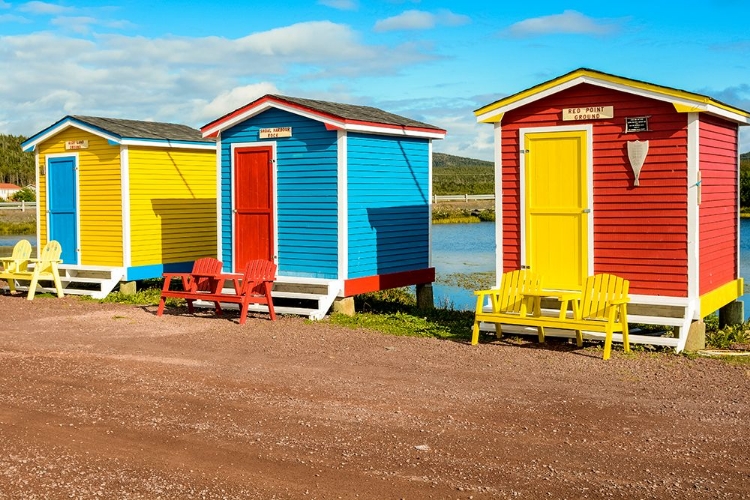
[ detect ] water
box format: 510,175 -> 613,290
0,234 -> 36,250
431,222 -> 495,310
431,219 -> 750,315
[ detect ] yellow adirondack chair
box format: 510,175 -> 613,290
0,240 -> 65,300
471,269 -> 544,344
0,239 -> 32,293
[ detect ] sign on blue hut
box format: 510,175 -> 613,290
201,95 -> 446,318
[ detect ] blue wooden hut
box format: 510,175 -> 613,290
201,95 -> 446,318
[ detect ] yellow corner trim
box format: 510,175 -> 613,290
474,68 -> 750,121
699,278 -> 745,318
478,112 -> 503,124
673,103 -> 703,113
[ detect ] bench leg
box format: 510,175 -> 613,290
495,323 -> 502,339
621,311 -> 630,354
239,301 -> 250,325
471,321 -> 481,345
536,325 -> 545,343
157,296 -> 167,316
26,275 -> 39,300
575,329 -> 583,347
264,284 -> 276,321
602,326 -> 614,360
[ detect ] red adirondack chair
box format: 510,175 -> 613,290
157,257 -> 224,316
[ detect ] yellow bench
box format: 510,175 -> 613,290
473,272 -> 631,360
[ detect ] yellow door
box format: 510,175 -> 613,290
524,130 -> 588,289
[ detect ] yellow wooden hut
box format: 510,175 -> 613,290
22,116 -> 217,297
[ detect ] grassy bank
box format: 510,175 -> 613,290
0,221 -> 35,235
432,202 -> 495,224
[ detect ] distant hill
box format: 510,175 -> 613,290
432,152 -> 494,195
742,151 -> 750,161
433,152 -> 492,168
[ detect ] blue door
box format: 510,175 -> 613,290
47,156 -> 78,264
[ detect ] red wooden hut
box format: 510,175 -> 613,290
474,68 -> 750,351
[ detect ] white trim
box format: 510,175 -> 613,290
494,122 -> 503,287
45,152 -> 81,265
229,141 -> 278,272
215,134 -> 223,266
34,150 -> 40,259
476,75 -> 750,125
203,100 -> 446,140
23,121 -> 120,152
337,130 -> 348,281
687,113 -> 700,300
427,140 -> 433,270
518,124 -> 594,278
120,146 -> 131,268
119,138 -> 216,150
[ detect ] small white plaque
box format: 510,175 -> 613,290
562,106 -> 614,121
259,127 -> 292,139
65,140 -> 89,150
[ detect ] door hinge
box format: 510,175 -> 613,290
520,149 -> 529,154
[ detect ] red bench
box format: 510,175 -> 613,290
157,258 -> 277,324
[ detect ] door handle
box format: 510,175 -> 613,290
582,208 -> 591,214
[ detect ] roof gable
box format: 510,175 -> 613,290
475,68 -> 750,125
22,115 -> 215,152
201,94 -> 446,140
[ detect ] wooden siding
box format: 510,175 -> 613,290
128,147 -> 216,266
501,84 -> 689,296
347,133 -> 430,278
37,128 -> 123,266
698,115 -> 738,295
220,108 -> 339,278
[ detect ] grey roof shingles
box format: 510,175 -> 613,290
267,95 -> 444,131
72,115 -> 214,143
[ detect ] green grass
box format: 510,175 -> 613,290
328,288 -> 474,341
0,221 -> 35,235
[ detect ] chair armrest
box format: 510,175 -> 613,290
473,288 -> 499,296
609,298 -> 630,305
28,258 -> 62,264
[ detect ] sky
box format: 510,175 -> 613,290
1,0 -> 749,160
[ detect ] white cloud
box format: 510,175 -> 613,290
506,10 -> 621,37
0,22 -> 439,136
318,0 -> 358,10
196,83 -> 281,124
18,1 -> 71,15
0,1 -> 11,8
0,14 -> 31,23
374,9 -> 469,32
51,16 -> 97,34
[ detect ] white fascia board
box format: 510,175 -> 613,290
119,138 -> 216,150
204,100 -> 446,140
23,120 -> 121,152
476,77 -> 588,123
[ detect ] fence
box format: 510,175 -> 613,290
432,194 -> 495,203
0,202 -> 37,212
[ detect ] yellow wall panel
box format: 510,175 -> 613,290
128,147 -> 216,266
37,128 -> 123,266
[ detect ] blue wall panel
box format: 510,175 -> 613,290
220,108 -> 339,278
347,133 -> 430,278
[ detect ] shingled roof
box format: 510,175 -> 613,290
201,94 -> 446,139
72,116 -> 214,143
267,95 -> 444,131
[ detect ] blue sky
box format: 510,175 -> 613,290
1,0 -> 749,160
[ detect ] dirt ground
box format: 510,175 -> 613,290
0,294 -> 749,499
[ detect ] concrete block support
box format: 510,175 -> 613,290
333,296 -> 356,316
119,281 -> 137,295
683,320 -> 706,352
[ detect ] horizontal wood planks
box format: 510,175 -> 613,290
221,108 -> 339,278
501,84 -> 689,296
38,128 -> 123,266
128,147 -> 216,266
698,115 -> 738,296
347,133 -> 430,278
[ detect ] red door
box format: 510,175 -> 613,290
234,146 -> 274,272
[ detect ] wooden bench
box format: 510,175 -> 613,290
471,269 -> 547,345
157,258 -> 277,324
473,272 -> 631,360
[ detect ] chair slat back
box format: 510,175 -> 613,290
7,239 -> 32,272
240,259 -> 277,295
580,274 -> 629,321
191,257 -> 223,292
496,270 -> 542,314
36,240 -> 62,273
